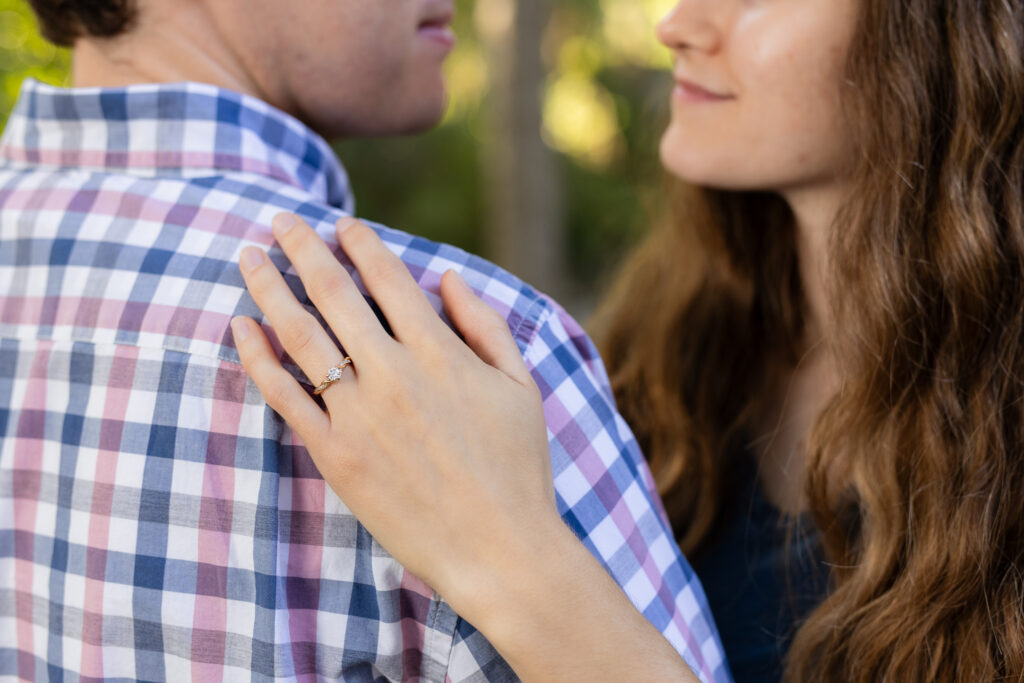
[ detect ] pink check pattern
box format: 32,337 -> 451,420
0,79 -> 730,682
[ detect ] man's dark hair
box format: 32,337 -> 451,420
27,0 -> 136,47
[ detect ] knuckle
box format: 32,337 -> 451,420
354,337 -> 398,373
306,268 -> 350,305
410,335 -> 456,369
281,312 -> 321,355
260,379 -> 290,413
376,373 -> 416,411
258,373 -> 300,413
360,255 -> 404,286
329,450 -> 366,484
436,345 -> 466,373
375,368 -> 404,395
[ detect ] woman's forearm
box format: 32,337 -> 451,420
445,515 -> 701,683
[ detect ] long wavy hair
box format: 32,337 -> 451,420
593,0 -> 1024,680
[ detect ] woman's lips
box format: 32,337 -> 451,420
673,78 -> 733,103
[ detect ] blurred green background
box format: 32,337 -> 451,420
0,0 -> 677,318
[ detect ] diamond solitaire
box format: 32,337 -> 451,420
314,357 -> 353,396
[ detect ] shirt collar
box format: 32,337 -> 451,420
0,78 -> 354,212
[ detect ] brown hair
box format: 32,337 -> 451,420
593,0 -> 1024,680
27,0 -> 135,47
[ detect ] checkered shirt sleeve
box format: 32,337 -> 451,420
442,298 -> 728,683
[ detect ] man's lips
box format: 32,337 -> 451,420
418,24 -> 456,49
418,13 -> 456,48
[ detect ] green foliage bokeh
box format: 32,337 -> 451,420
0,0 -> 68,123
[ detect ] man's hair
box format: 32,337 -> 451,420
27,0 -> 135,47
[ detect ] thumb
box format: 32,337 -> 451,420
440,269 -> 533,386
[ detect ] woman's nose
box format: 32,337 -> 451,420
656,0 -> 722,53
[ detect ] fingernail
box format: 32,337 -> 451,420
230,317 -> 251,342
240,247 -> 266,273
336,217 -> 356,235
449,270 -> 471,293
273,213 -> 299,237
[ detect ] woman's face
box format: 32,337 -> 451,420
657,0 -> 860,193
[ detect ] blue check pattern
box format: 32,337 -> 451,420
0,79 -> 730,682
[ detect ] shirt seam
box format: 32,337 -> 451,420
0,330 -> 247,370
508,293 -> 554,351
0,289 -> 556,377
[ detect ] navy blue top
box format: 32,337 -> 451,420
690,456 -> 829,682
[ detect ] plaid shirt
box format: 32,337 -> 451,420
0,79 -> 730,682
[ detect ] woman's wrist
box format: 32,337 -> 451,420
437,508 -> 572,627
440,512 -> 700,682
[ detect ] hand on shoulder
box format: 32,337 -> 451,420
231,213 -> 560,615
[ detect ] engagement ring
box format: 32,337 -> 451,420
314,357 -> 353,395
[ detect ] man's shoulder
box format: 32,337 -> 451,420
285,202 -> 560,354
0,165 -> 564,367
268,198 -> 610,401
117,168 -> 559,343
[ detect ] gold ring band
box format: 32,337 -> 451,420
313,357 -> 353,395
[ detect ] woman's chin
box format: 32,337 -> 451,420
659,139 -> 774,193
660,133 -> 723,188
660,150 -> 719,189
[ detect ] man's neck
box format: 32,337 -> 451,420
71,2 -> 265,101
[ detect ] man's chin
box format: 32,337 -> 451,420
336,103 -> 448,140
395,104 -> 449,136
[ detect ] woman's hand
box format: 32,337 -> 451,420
230,213 -> 560,613
232,213 -> 703,683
